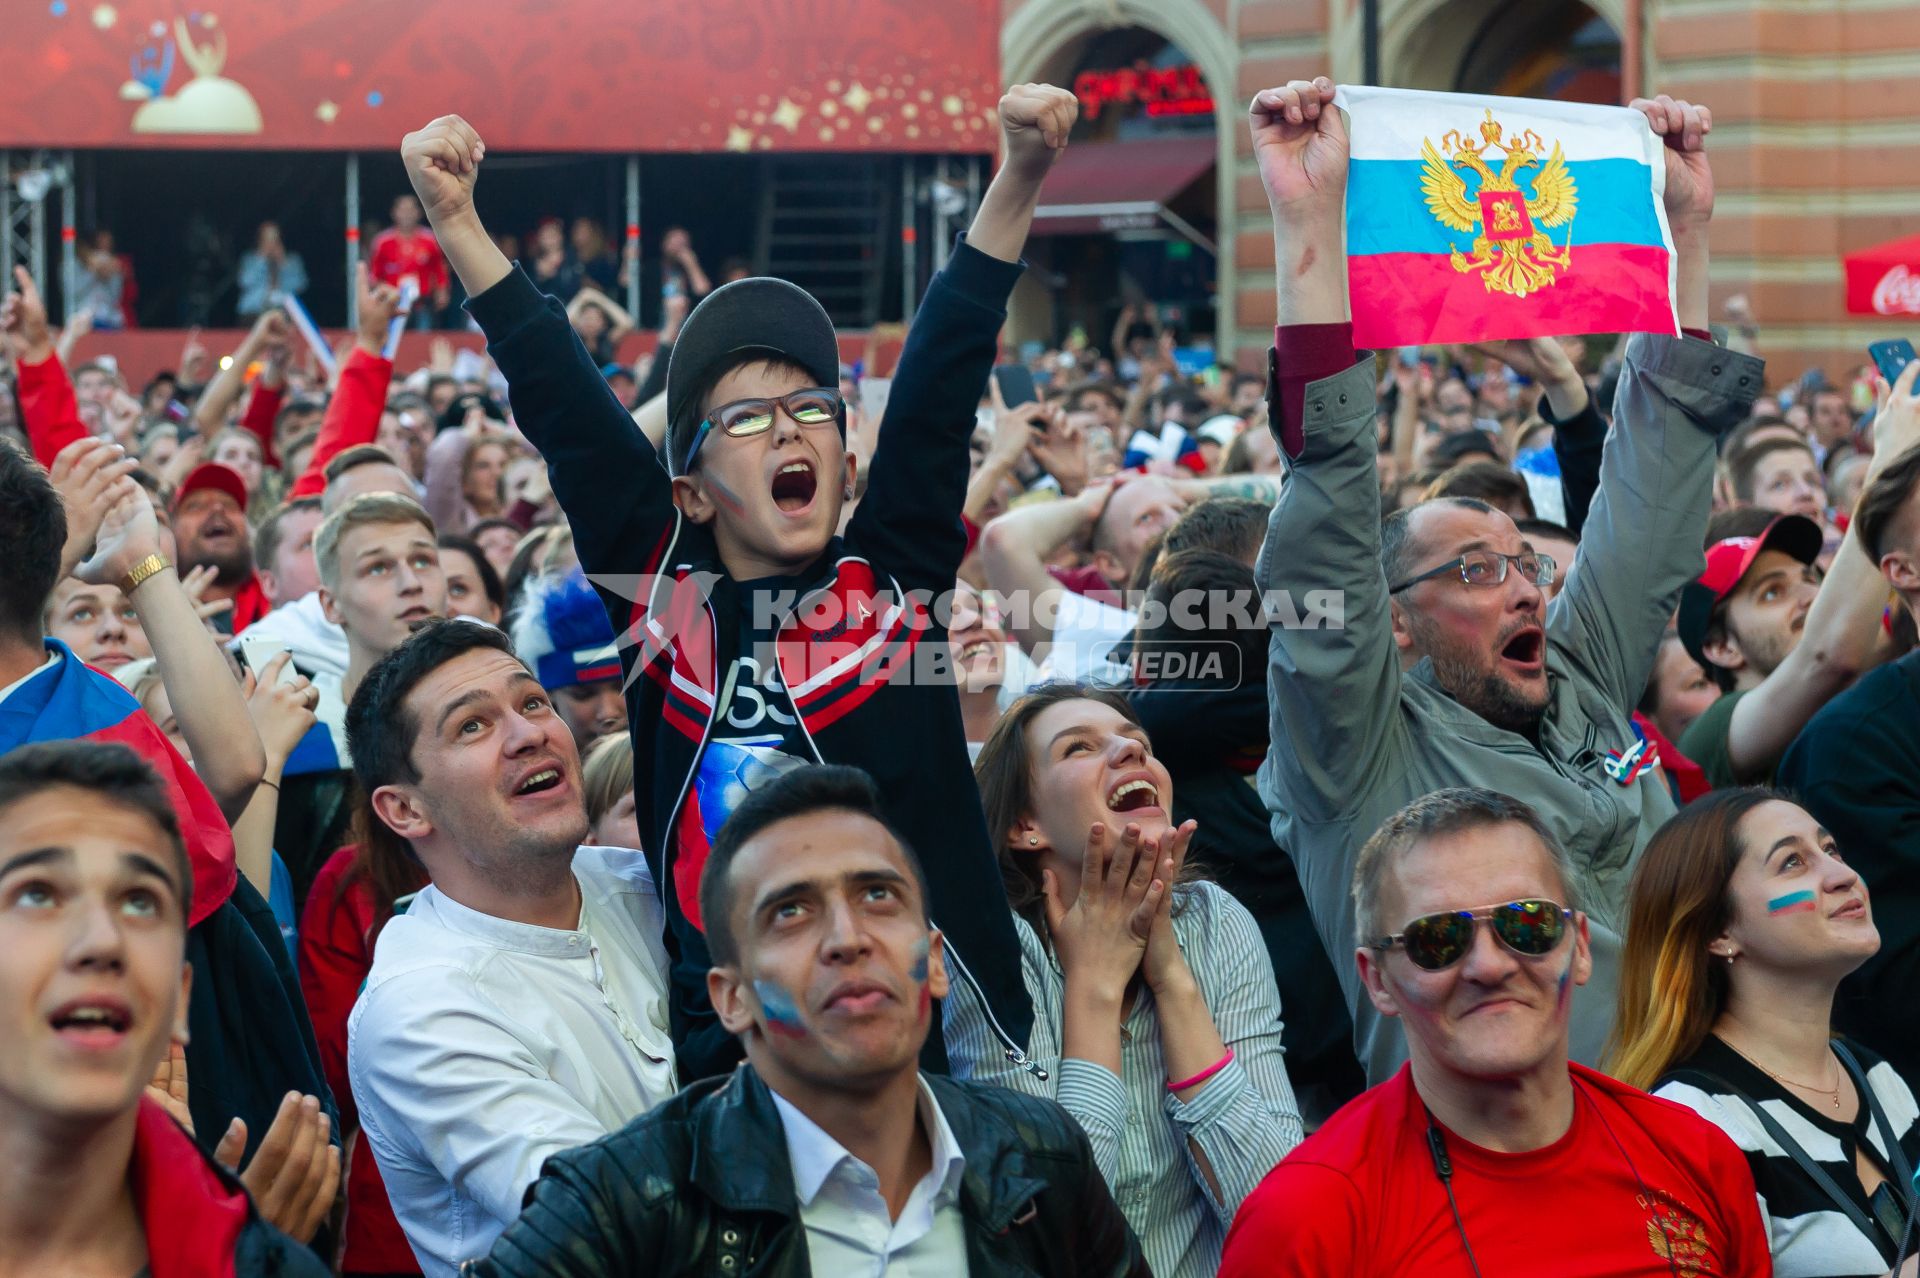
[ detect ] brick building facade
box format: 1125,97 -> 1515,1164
1002,0 -> 1919,383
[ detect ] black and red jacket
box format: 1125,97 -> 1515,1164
470,239 -> 1036,1080
132,1097 -> 328,1278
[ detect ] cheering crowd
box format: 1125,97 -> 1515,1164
0,70 -> 1917,1278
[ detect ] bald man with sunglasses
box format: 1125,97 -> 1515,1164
1221,788 -> 1770,1278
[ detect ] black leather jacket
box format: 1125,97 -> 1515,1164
466,1066 -> 1149,1278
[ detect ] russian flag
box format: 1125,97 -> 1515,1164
1335,86 -> 1678,348
0,642 -> 236,926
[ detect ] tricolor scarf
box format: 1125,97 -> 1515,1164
0,642 -> 235,925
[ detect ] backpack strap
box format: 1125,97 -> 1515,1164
1664,1066 -> 1891,1258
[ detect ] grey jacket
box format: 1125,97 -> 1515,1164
1257,333 -> 1762,1083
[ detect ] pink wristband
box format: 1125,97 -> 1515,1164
1166,1049 -> 1234,1093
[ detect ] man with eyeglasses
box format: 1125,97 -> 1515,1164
398,85 -> 1076,1082
1248,76 -> 1763,1085
1220,788 -> 1769,1276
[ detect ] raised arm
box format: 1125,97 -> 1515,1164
404,114 -> 672,580
288,270 -> 399,499
1718,363 -> 1919,778
3,267 -> 88,467
1465,337 -> 1601,532
78,478 -> 266,820
1551,95 -> 1763,711
980,481 -> 1112,652
193,310 -> 289,437
845,84 -> 1070,592
1250,78 -> 1406,823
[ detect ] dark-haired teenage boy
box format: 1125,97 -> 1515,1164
0,740 -> 329,1278
401,84 -> 1077,1077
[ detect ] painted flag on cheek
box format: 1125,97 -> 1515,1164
1334,86 -> 1679,348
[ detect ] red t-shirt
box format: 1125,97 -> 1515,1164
1221,1063 -> 1770,1278
368,226 -> 448,297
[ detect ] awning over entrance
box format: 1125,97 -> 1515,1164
1844,233 -> 1920,316
1031,136 -> 1217,253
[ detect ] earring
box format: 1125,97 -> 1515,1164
1725,953 -> 1736,965
1027,835 -> 1039,846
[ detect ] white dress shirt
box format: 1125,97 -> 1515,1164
769,1077 -> 970,1278
348,846 -> 677,1278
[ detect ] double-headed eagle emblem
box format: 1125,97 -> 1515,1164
1422,109 -> 1578,298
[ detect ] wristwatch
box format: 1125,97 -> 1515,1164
118,553 -> 171,596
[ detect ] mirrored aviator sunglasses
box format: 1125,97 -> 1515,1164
1376,898 -> 1571,971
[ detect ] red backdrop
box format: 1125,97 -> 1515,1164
2,0 -> 1001,152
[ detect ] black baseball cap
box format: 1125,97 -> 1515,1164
665,277 -> 840,476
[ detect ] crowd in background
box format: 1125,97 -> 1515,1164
0,72 -> 1917,1278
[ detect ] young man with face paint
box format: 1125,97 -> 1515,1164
1250,77 -> 1763,1087
468,764 -> 1148,1278
402,85 -> 1077,1080
1221,788 -> 1770,1277
0,740 -> 330,1278
343,620 -> 676,1278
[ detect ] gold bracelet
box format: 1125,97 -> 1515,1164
119,553 -> 171,596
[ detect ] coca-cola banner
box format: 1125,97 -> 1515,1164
1845,233 -> 1920,317
0,0 -> 1000,152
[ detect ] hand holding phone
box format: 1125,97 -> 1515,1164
237,635 -> 301,690
1868,339 -> 1916,386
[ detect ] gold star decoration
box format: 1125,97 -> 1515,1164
842,82 -> 872,113
771,98 -> 804,132
315,100 -> 339,123
820,100 -> 838,117
942,95 -> 963,116
725,124 -> 754,152
90,3 -> 116,29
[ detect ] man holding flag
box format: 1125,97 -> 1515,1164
1251,78 -> 1762,1085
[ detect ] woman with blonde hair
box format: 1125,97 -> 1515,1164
1612,788 -> 1919,1276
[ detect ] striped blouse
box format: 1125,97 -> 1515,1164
943,880 -> 1305,1278
1656,1035 -> 1920,1277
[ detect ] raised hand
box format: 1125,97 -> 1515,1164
179,326 -> 210,385
1140,822 -> 1197,994
1248,77 -> 1347,221
1028,405 -> 1088,496
1,265 -> 54,362
179,563 -> 234,626
216,1092 -> 340,1245
143,1040 -> 195,1135
74,475 -> 164,587
50,438 -> 139,578
1630,94 -> 1713,234
1866,356 -> 1920,485
401,115 -> 486,228
353,263 -> 403,354
999,82 -> 1078,178
243,651 -> 318,767
1041,822 -> 1166,1006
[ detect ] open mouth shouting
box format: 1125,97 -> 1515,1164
1106,773 -> 1163,817
48,996 -> 133,1052
1498,625 -> 1546,678
770,460 -> 818,515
